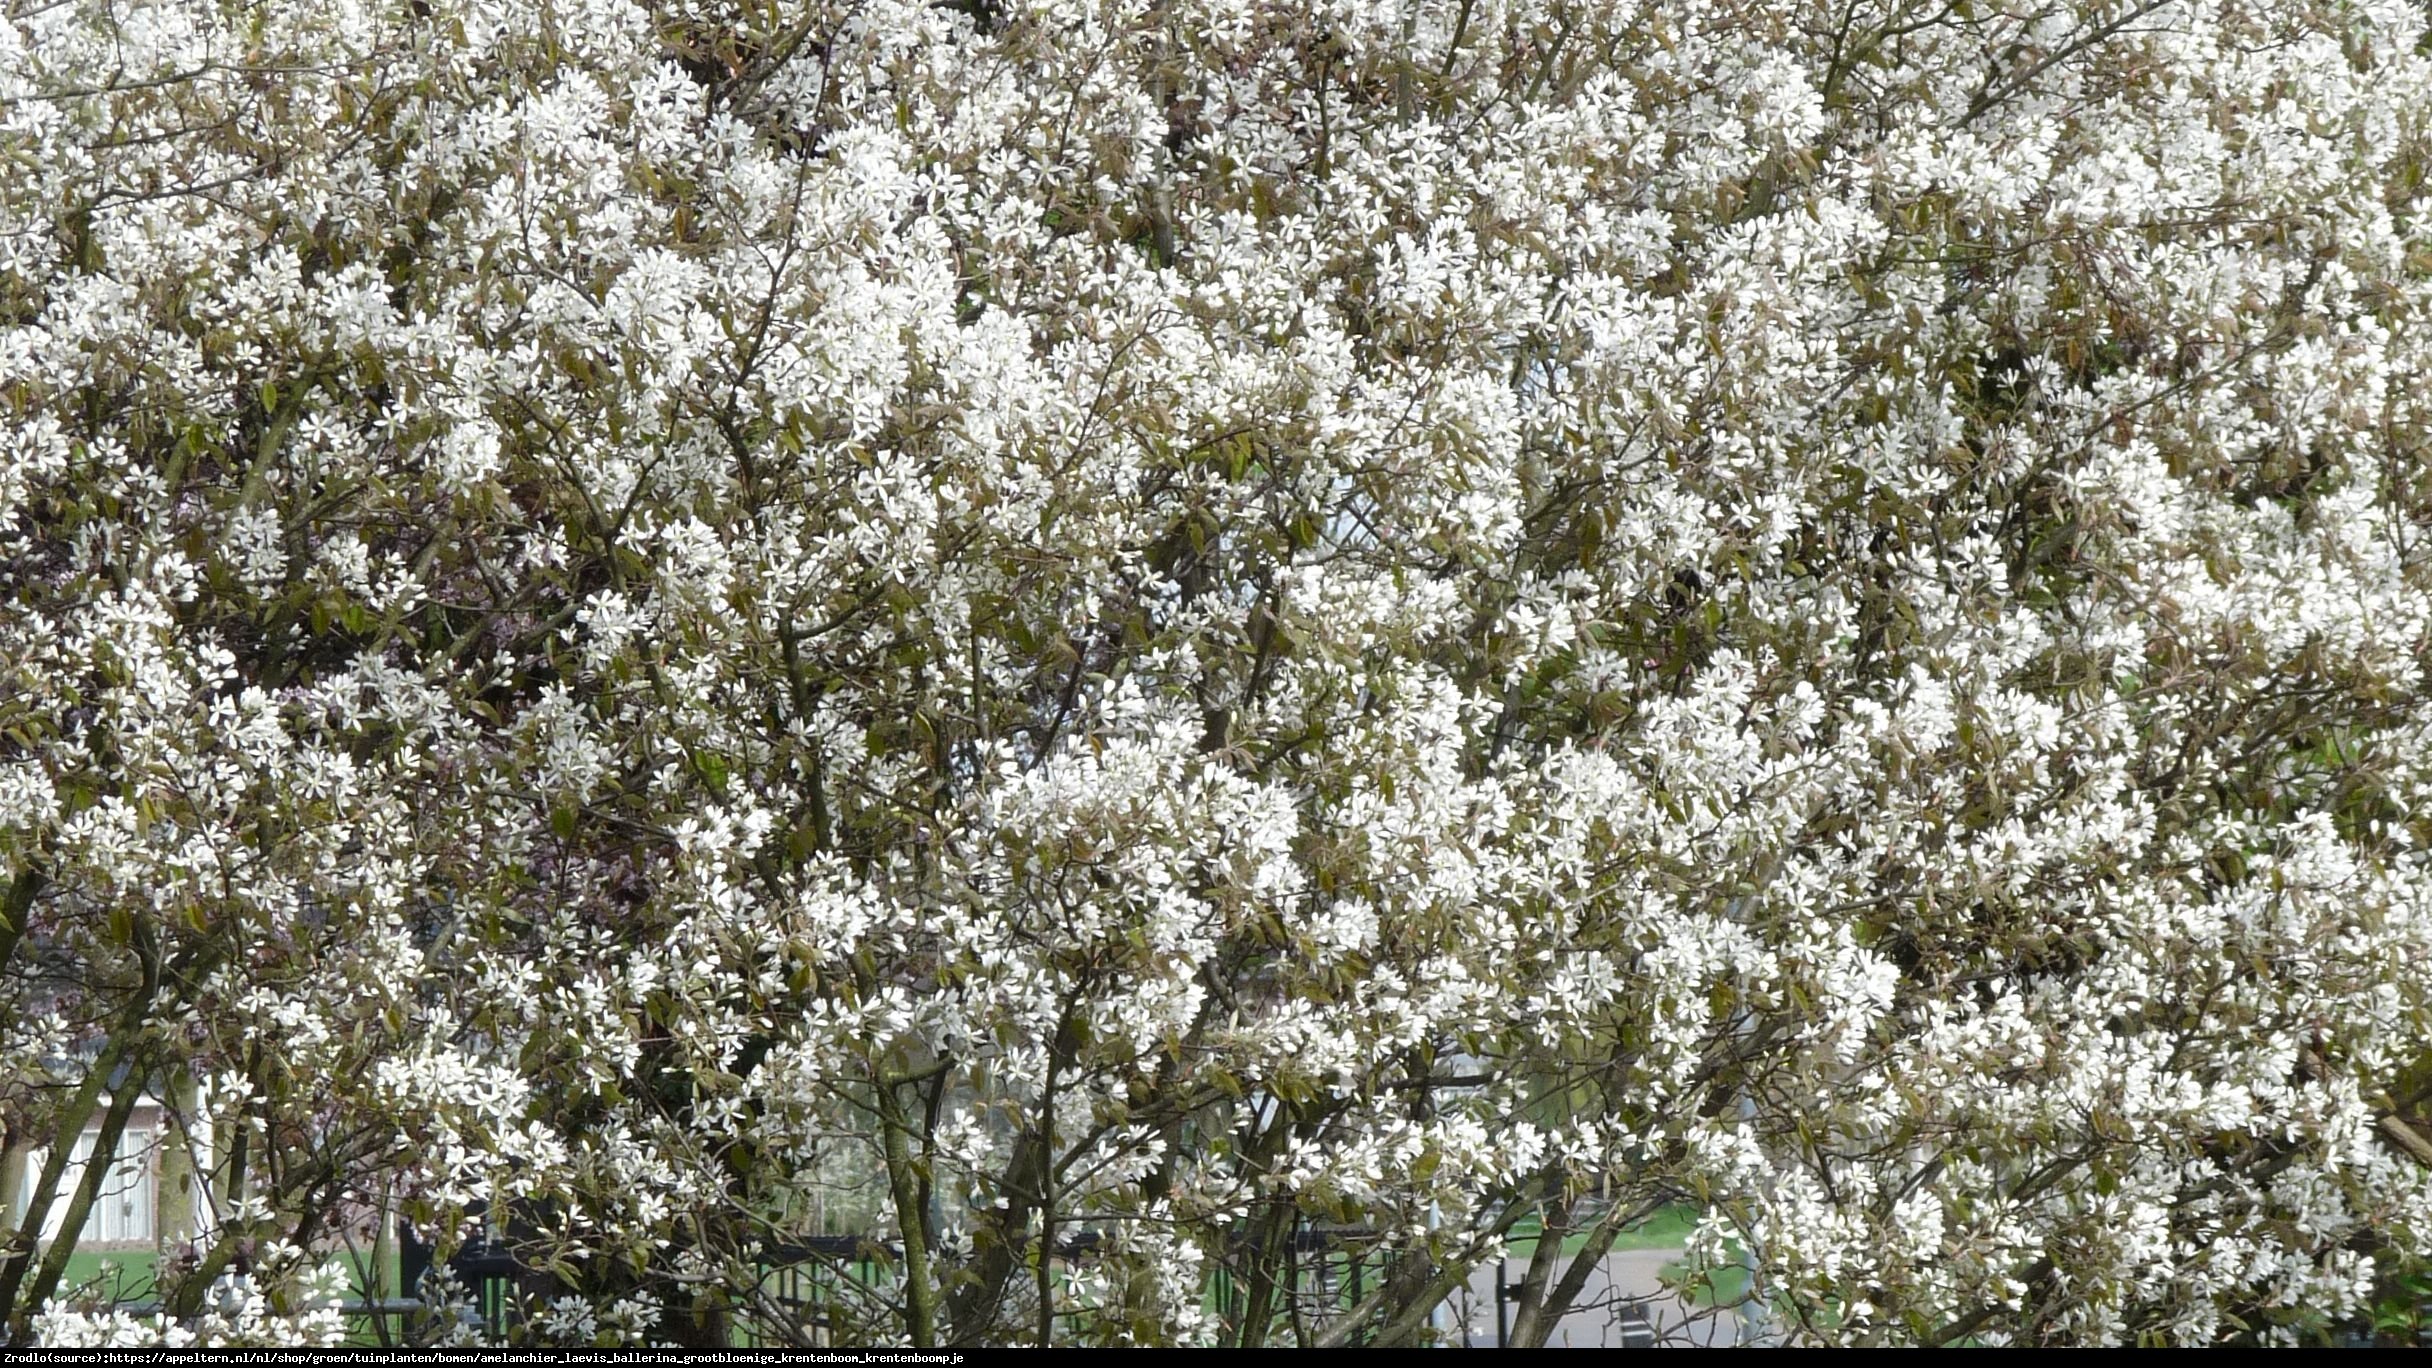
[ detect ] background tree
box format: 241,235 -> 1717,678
4,0 -> 2431,1347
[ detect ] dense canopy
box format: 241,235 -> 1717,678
3,0 -> 2431,1347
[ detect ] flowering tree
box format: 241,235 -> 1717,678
4,0 -> 2431,1348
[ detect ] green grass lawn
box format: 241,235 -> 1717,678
1663,1257 -> 1753,1309
1607,1204 -> 1701,1251
53,1242 -> 394,1301
1504,1202 -> 1702,1259
54,1244 -> 402,1299
40,1242 -> 410,1347
55,1250 -> 159,1301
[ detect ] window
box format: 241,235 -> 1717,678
22,1127 -> 156,1246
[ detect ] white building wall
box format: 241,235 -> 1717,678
12,1100 -> 163,1247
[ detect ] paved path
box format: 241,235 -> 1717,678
1450,1249 -> 1745,1347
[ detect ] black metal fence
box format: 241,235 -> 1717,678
394,1222 -> 1404,1347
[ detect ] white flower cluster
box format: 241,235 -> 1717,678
31,1250 -> 349,1348
3,0 -> 2430,1349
